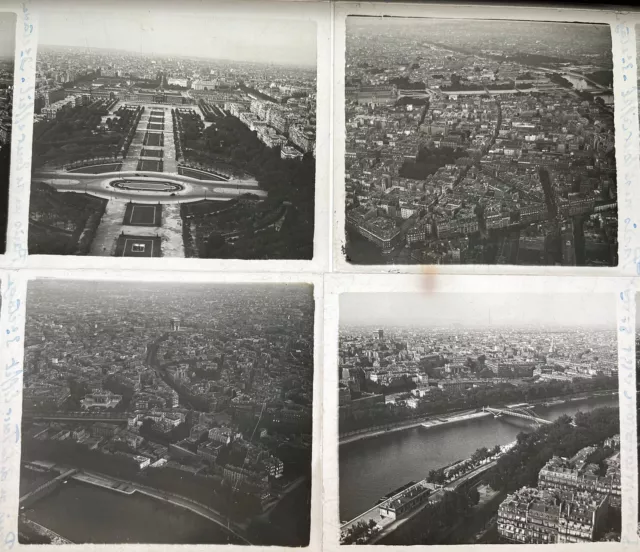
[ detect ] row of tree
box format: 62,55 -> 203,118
28,181 -> 107,254
378,407 -> 619,545
32,104 -> 142,168
483,406 -> 619,493
341,374 -> 617,433
427,444 -> 502,484
342,520 -> 379,544
184,113 -> 315,260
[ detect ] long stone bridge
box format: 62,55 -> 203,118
20,468 -> 78,508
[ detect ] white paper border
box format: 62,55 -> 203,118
1,268 -> 323,552
332,2 -> 640,277
0,1 -> 640,551
2,0 -> 332,273
1,0 -> 35,264
323,273 -> 639,550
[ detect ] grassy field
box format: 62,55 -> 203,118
144,133 -> 164,147
136,159 -> 163,172
141,149 -> 163,158
114,234 -> 162,257
67,163 -> 122,174
178,167 -> 227,181
123,203 -> 162,226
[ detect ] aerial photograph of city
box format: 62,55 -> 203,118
338,292 -> 621,544
344,17 -> 617,266
28,7 -> 317,260
18,279 -> 315,545
0,11 -> 15,253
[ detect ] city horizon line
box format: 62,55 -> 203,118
340,323 -> 615,331
37,43 -> 318,70
348,15 -> 610,28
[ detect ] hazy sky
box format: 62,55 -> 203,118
38,8 -> 317,67
0,13 -> 16,58
348,16 -> 610,38
340,292 -> 616,329
347,16 -> 612,63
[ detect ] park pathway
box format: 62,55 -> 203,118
121,106 -> 177,173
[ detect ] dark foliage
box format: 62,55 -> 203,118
483,407 -> 619,493
341,375 -> 617,433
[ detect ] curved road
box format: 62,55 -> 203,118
35,169 -> 267,204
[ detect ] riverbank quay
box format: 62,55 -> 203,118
339,389 -> 618,446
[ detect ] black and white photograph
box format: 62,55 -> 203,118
28,4 -> 317,260
338,291 -> 621,544
18,278 -> 315,545
343,17 -> 617,266
0,11 -> 15,253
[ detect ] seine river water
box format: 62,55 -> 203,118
339,394 -> 618,522
21,477 -> 240,544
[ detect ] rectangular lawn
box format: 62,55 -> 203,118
68,163 -> 122,174
123,203 -> 162,226
141,148 -> 163,158
115,234 -> 162,257
143,133 -> 164,147
136,159 -> 163,172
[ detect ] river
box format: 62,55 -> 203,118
561,73 -> 590,91
338,394 -> 618,522
20,476 -> 241,544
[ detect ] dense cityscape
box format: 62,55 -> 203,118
19,280 -> 315,545
339,326 -> 618,433
1,6 -> 638,550
0,12 -> 15,253
28,11 -> 317,260
339,293 -> 620,544
344,18 -> 617,265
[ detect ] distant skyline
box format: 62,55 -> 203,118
0,13 -> 16,59
348,16 -> 610,39
349,16 -> 609,32
37,9 -> 317,67
28,278 -> 308,296
347,16 -> 612,64
340,292 -> 616,329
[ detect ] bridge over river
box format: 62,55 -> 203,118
20,468 -> 78,508
20,462 -> 251,544
483,404 -> 576,427
340,403 -> 567,543
23,410 -> 128,424
483,405 -> 551,426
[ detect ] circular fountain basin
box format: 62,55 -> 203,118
109,179 -> 184,192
